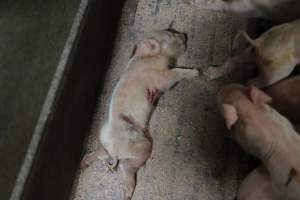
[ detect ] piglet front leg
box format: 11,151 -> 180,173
157,67 -> 199,91
204,47 -> 253,80
80,146 -> 110,170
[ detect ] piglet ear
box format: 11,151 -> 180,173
221,104 -> 238,130
136,38 -> 160,57
248,85 -> 272,105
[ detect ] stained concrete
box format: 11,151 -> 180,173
72,0 -> 256,199
0,0 -> 80,199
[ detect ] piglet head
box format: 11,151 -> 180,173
218,84 -> 272,130
134,37 -> 161,58
131,29 -> 187,59
218,84 -> 274,159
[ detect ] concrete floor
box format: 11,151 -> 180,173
72,0 -> 256,199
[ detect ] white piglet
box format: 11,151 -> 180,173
81,29 -> 199,200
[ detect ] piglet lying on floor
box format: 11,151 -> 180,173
185,0 -> 300,22
80,29 -> 199,200
266,75 -> 300,124
205,19 -> 300,89
218,84 -> 300,200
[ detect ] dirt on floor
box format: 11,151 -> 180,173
72,0 -> 257,199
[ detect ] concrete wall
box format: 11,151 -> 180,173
0,0 -> 80,198
6,1 -> 124,199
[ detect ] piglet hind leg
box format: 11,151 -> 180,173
250,45 -> 300,88
120,140 -> 152,200
248,62 -> 296,88
80,146 -> 110,170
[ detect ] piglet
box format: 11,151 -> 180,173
205,19 -> 300,88
185,0 -> 300,22
80,29 -> 199,200
218,84 -> 300,200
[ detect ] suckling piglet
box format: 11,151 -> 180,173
80,29 -> 199,200
206,19 -> 300,89
218,84 -> 300,200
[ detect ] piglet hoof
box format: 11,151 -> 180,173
186,68 -> 200,79
80,156 -> 92,170
203,66 -> 221,80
